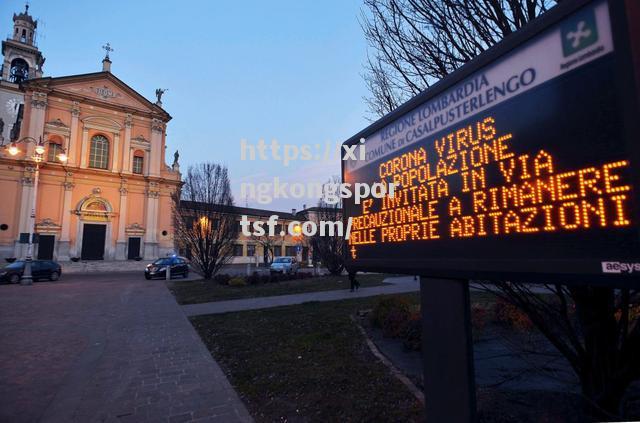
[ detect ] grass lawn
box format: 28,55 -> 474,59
190,293 -> 423,422
168,273 -> 392,305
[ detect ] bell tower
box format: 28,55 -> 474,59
1,4 -> 45,84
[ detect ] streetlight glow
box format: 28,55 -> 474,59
0,136 -> 67,285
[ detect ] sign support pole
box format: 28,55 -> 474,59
420,277 -> 476,422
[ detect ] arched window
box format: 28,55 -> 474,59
89,135 -> 109,169
47,140 -> 63,162
9,58 -> 29,83
132,150 -> 144,174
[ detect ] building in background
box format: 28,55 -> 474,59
178,203 -> 311,266
0,5 -> 181,261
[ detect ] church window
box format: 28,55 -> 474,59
132,150 -> 144,174
89,135 -> 109,169
47,142 -> 63,162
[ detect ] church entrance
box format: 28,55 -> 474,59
81,224 -> 106,260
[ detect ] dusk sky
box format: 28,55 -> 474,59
1,0 -> 371,211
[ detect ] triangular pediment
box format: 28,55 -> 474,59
23,72 -> 170,120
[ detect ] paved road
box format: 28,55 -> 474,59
0,272 -> 252,423
182,276 -> 421,317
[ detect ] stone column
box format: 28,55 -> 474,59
57,179 -> 74,261
111,133 -> 120,173
149,119 -> 163,177
68,102 -> 80,166
80,128 -> 90,168
115,183 -> 128,260
122,114 -> 132,173
143,182 -> 159,259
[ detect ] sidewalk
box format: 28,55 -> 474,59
0,273 -> 252,423
182,276 -> 420,317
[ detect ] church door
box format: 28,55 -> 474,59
127,237 -> 141,259
81,224 -> 106,260
37,235 -> 55,260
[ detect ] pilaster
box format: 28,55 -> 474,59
58,177 -> 75,261
111,133 -> 120,173
80,128 -> 89,169
14,170 -> 35,259
143,182 -> 160,259
149,118 -> 163,177
122,114 -> 132,174
68,102 -> 80,166
115,180 -> 128,260
27,92 -> 47,155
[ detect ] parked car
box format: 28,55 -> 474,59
0,260 -> 62,283
144,256 -> 190,280
269,257 -> 299,275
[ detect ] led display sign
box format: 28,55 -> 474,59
342,0 -> 640,283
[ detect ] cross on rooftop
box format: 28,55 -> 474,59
102,43 -> 114,59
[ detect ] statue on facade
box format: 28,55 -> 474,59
172,149 -> 180,171
155,88 -> 168,105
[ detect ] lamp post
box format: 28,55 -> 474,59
2,136 -> 68,285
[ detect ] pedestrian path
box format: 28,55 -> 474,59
0,272 -> 252,423
182,276 -> 420,317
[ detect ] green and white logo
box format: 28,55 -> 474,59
561,7 -> 598,57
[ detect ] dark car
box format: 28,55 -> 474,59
144,256 -> 190,280
0,260 -> 62,284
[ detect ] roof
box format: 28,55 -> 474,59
21,71 -> 171,121
297,206 -> 342,214
14,7 -> 36,27
180,201 -> 299,220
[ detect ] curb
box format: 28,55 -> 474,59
351,316 -> 425,406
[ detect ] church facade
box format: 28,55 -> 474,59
0,6 -> 181,261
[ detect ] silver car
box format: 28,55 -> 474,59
270,257 -> 299,275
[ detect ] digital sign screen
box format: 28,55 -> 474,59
342,0 -> 640,282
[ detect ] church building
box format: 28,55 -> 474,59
0,5 -> 182,261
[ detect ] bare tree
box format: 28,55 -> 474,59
172,163 -> 238,279
361,0 -> 640,418
361,0 -> 557,117
250,232 -> 283,266
477,282 -> 640,419
310,178 -> 345,275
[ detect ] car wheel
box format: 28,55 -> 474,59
9,274 -> 20,284
144,274 -> 151,280
49,271 -> 60,281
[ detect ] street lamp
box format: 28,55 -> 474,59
2,136 -> 68,285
